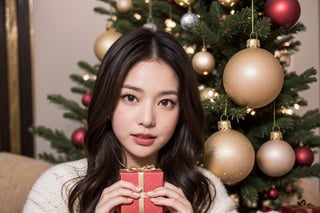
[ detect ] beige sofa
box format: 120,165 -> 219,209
0,152 -> 51,213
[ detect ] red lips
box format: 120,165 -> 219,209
132,133 -> 156,146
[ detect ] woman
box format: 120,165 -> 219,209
24,27 -> 237,213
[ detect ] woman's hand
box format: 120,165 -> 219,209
147,182 -> 193,213
95,180 -> 142,213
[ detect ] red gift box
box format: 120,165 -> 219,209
282,200 -> 320,213
120,165 -> 163,213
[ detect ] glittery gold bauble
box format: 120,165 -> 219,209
192,48 -> 215,75
116,0 -> 132,13
200,87 -> 217,101
218,0 -> 239,8
174,0 -> 196,7
93,29 -> 122,61
256,131 -> 295,177
204,120 -> 255,185
223,39 -> 284,108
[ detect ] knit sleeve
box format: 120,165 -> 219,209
23,159 -> 87,213
199,167 -> 238,213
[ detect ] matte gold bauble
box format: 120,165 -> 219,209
204,120 -> 255,185
116,0 -> 132,13
192,48 -> 215,75
223,39 -> 284,108
218,0 -> 239,8
174,0 -> 196,7
256,131 -> 295,177
94,29 -> 122,61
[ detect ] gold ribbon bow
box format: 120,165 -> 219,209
298,199 -> 315,213
125,164 -> 157,172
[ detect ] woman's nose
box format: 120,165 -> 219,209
138,103 -> 155,127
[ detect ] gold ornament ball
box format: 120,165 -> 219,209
257,139 -> 295,177
94,30 -> 122,61
116,0 -> 132,13
218,0 -> 239,8
200,87 -> 217,101
174,0 -> 196,7
192,49 -> 215,75
204,122 -> 255,185
223,40 -> 284,108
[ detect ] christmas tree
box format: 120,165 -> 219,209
30,0 -> 320,211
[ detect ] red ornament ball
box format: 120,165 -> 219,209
71,127 -> 86,149
81,93 -> 92,107
267,187 -> 279,200
295,146 -> 314,166
264,0 -> 301,29
167,0 -> 175,3
285,184 -> 294,193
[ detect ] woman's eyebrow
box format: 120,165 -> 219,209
122,84 -> 178,96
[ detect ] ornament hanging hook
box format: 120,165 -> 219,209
201,26 -> 207,50
145,0 -> 153,23
272,102 -> 281,132
249,0 -> 257,39
220,99 -> 229,121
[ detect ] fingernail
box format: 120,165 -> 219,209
136,186 -> 142,192
150,198 -> 157,203
147,191 -> 154,196
133,192 -> 140,197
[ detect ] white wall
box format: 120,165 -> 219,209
32,0 -> 319,204
290,0 -> 320,204
33,0 -> 106,155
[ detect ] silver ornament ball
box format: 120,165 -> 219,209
180,12 -> 199,31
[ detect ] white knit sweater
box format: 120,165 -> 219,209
23,159 -> 238,213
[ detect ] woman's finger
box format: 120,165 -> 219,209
95,180 -> 142,213
147,182 -> 193,213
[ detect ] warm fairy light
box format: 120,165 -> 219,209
111,15 -> 117,21
165,18 -> 176,28
247,108 -> 256,116
83,74 -> 96,81
280,107 -> 294,115
184,45 -> 195,55
280,104 -> 300,115
198,85 -> 205,90
83,75 -> 90,81
133,13 -> 142,20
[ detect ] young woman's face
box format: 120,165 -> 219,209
112,59 -> 180,167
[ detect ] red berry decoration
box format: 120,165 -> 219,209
71,127 -> 86,149
267,187 -> 279,200
81,93 -> 92,107
295,146 -> 314,166
264,0 -> 301,29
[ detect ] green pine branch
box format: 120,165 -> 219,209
287,163 -> 320,179
70,74 -> 95,93
77,60 -> 99,75
29,126 -> 84,163
47,94 -> 87,124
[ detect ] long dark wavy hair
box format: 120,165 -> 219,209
68,27 -> 214,213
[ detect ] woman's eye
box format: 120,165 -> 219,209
159,99 -> 176,107
122,94 -> 137,103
